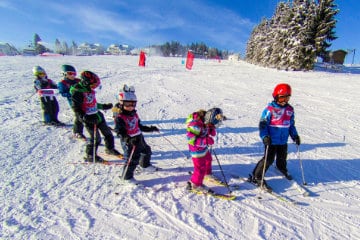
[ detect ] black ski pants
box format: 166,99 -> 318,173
252,144 -> 288,180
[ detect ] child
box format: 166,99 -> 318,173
185,107 -> 224,193
250,83 -> 301,191
58,64 -> 86,140
33,66 -> 64,126
113,84 -> 159,182
70,70 -> 120,162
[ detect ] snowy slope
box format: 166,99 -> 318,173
0,55 -> 359,239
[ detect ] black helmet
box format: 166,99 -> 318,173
80,71 -> 100,89
204,108 -> 224,126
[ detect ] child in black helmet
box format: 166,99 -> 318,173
70,70 -> 120,162
58,64 -> 86,140
33,65 -> 64,126
113,84 -> 159,182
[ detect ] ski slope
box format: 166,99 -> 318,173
0,55 -> 359,239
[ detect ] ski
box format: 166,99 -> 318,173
188,188 -> 236,200
67,160 -> 124,165
230,174 -> 298,205
274,168 -> 310,197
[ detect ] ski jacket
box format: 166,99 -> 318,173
186,112 -> 216,158
113,104 -> 154,143
70,82 -> 107,121
58,77 -> 81,106
34,77 -> 58,99
259,101 -> 298,145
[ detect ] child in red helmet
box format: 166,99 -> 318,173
70,71 -> 120,162
250,83 -> 301,192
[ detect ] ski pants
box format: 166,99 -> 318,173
252,144 -> 288,179
73,112 -> 84,135
40,96 -> 59,123
190,150 -> 213,186
121,134 -> 152,180
84,112 -> 114,156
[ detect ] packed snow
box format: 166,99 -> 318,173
0,55 -> 359,239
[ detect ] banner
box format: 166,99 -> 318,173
186,51 -> 194,70
139,51 -> 146,67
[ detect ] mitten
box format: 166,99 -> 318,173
207,124 -> 216,136
102,103 -> 113,110
206,136 -> 214,145
150,126 -> 159,132
294,135 -> 301,145
263,136 -> 271,146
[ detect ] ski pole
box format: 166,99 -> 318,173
260,145 -> 270,191
212,148 -> 232,194
159,132 -> 189,159
93,124 -> 97,175
297,145 -> 307,185
24,91 -> 36,102
121,145 -> 136,180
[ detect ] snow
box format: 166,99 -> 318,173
1,55 -> 360,239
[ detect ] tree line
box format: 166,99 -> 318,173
246,0 -> 338,70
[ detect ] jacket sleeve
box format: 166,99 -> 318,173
58,81 -> 70,97
139,120 -> 152,132
114,116 -> 127,137
71,91 -> 84,117
259,108 -> 271,139
289,110 -> 299,139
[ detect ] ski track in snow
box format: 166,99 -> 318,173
1,56 -> 360,239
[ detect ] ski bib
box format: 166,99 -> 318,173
37,89 -> 56,98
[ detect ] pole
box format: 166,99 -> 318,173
93,124 -> 97,175
160,133 -> 189,159
212,148 -> 232,194
260,145 -> 270,190
24,91 -> 37,102
297,145 -> 307,185
121,145 -> 136,180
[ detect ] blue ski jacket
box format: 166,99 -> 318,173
259,101 -> 298,145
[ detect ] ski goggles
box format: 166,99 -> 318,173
277,95 -> 291,102
123,101 -> 136,107
66,71 -> 76,76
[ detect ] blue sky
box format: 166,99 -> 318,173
1,0 -> 359,63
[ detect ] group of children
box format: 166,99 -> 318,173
33,66 -> 301,190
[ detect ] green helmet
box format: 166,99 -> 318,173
32,66 -> 46,77
61,64 -> 76,74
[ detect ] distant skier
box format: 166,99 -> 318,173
70,70 -> 120,162
185,108 -> 224,193
112,84 -> 159,182
138,51 -> 146,67
33,65 -> 64,126
250,83 -> 301,191
58,64 -> 86,140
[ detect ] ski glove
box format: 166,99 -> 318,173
102,103 -> 113,110
83,114 -> 99,125
293,135 -> 301,145
150,126 -> 159,132
263,136 -> 271,146
206,137 -> 214,146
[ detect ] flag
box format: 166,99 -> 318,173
139,51 -> 146,67
186,51 -> 194,70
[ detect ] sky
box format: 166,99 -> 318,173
1,0 -> 359,64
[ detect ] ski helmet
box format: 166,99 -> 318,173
204,108 -> 224,126
32,66 -> 46,77
118,84 -> 137,103
272,83 -> 292,98
61,64 -> 76,74
80,71 -> 100,89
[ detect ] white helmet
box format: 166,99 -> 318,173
118,84 -> 137,103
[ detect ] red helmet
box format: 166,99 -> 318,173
272,83 -> 292,98
80,71 -> 100,89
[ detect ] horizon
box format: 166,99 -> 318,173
1,0 -> 359,64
